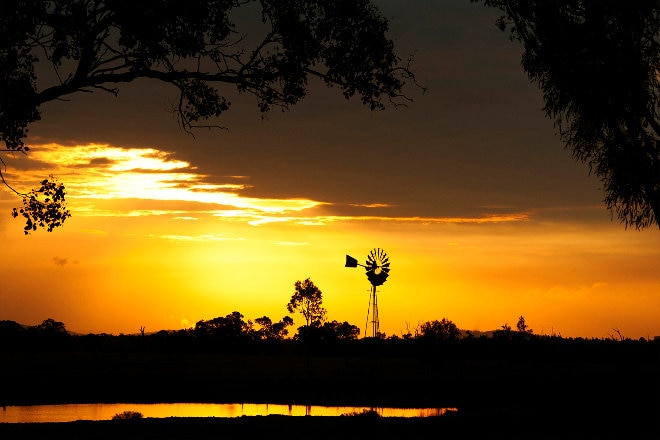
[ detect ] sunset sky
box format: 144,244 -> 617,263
1,1 -> 659,339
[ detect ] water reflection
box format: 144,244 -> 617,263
1,403 -> 458,423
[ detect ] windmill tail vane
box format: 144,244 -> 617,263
345,255 -> 359,268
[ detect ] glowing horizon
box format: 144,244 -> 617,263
1,142 -> 659,340
2,3 -> 660,341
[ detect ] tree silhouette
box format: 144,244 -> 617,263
32,318 -> 68,335
321,320 -> 360,341
516,315 -> 532,334
9,177 -> 71,234
0,320 -> 26,343
419,318 -> 461,341
287,278 -> 326,328
194,311 -> 251,341
1,0 -> 416,150
476,0 -> 660,229
254,315 -> 294,341
1,1 -> 418,233
27,318 -> 70,346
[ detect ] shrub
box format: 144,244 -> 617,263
341,408 -> 380,418
112,410 -> 144,420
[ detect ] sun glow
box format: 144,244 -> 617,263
1,143 -> 659,339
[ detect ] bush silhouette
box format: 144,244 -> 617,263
112,411 -> 144,421
342,409 -> 380,418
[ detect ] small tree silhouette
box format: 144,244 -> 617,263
194,311 -> 252,341
254,316 -> 294,341
516,315 -> 533,334
112,411 -> 143,421
287,278 -> 326,328
419,318 -> 461,341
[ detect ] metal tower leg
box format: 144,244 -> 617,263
367,284 -> 379,338
364,290 -> 371,338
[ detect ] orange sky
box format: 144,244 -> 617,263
1,2 -> 659,339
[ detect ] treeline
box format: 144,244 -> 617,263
1,314 -> 657,357
0,313 -> 362,352
2,280 -> 657,356
4,278 -> 656,353
0,314 -> 532,348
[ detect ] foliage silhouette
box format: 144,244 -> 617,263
111,411 -> 144,421
476,0 -> 660,229
494,316 -> 537,342
321,320 -> 361,341
341,408 -> 380,418
1,0 -> 418,233
253,315 -> 294,341
9,177 -> 71,234
295,320 -> 360,345
0,320 -> 25,336
516,315 -> 532,335
29,318 -> 69,337
419,318 -> 461,341
194,311 -> 252,342
1,0 -> 416,149
287,278 -> 326,328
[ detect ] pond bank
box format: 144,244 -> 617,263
0,402 -> 457,423
2,343 -> 658,437
1,411 -> 657,440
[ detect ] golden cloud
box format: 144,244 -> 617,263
5,143 -> 531,228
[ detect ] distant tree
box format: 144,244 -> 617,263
1,0 -> 418,233
476,0 -> 660,229
321,320 -> 360,341
30,318 -> 69,337
25,318 -> 70,347
287,278 -> 326,327
341,408 -> 380,418
254,315 -> 294,341
294,320 -> 359,344
112,411 -> 143,421
0,320 -> 26,348
493,322 -> 514,340
194,311 -> 252,341
419,318 -> 461,341
516,315 -> 533,334
0,320 -> 24,336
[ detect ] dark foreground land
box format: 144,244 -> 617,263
1,411 -> 656,440
1,335 -> 659,438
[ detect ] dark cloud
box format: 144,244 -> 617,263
52,256 -> 68,266
88,157 -> 114,166
27,2 -> 601,220
52,256 -> 79,266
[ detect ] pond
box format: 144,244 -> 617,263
1,403 -> 458,423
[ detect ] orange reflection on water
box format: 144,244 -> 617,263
1,403 -> 458,423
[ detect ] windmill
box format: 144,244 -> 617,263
345,248 -> 390,338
